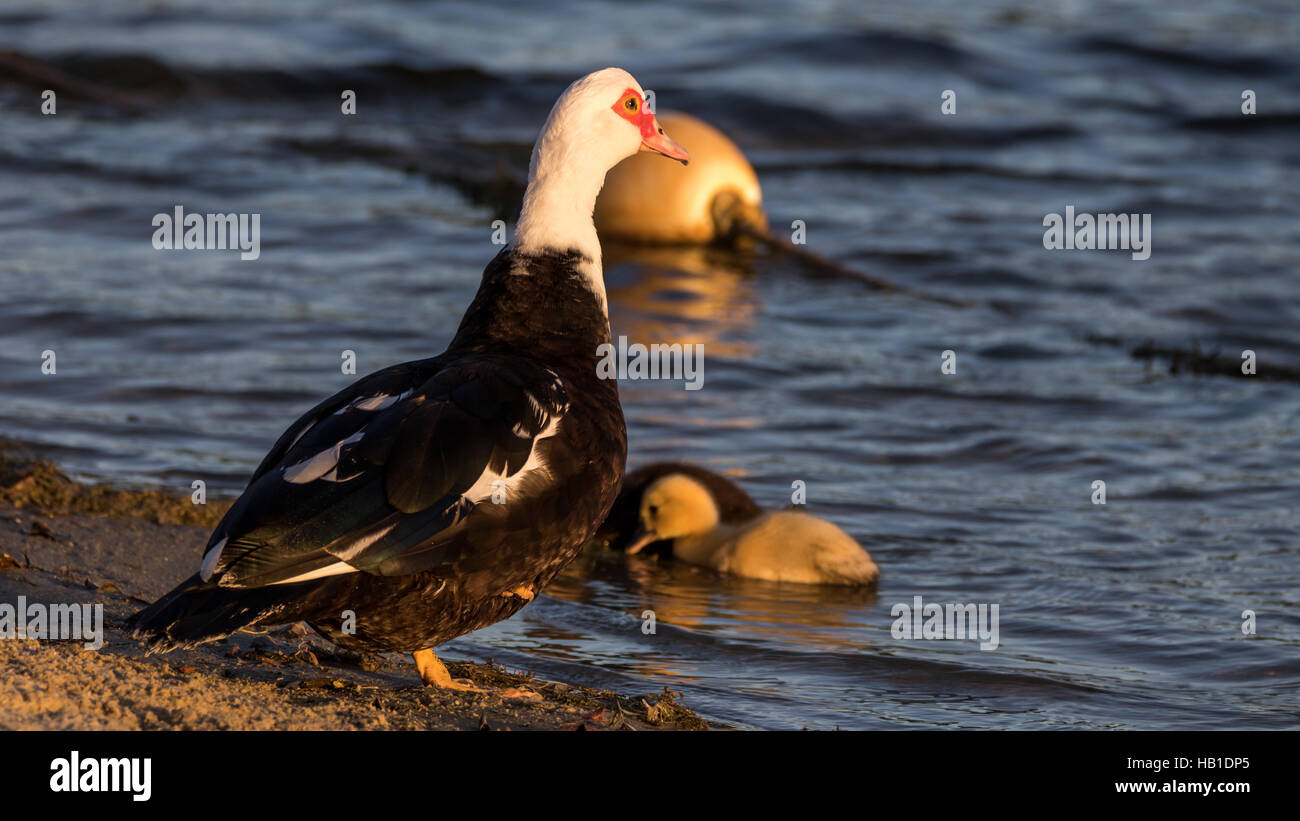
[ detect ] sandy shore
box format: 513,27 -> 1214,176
0,442 -> 711,730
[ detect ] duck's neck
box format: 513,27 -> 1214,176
514,158 -> 608,312
451,246 -> 612,363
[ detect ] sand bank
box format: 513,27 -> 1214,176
0,443 -> 711,730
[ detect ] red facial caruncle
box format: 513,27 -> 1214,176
612,88 -> 690,164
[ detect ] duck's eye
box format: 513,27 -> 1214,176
624,96 -> 638,112
647,504 -> 658,517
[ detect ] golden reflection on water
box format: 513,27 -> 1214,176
602,241 -> 760,361
546,547 -> 881,658
576,243 -> 879,662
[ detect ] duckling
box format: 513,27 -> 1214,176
624,471 -> 879,586
594,461 -> 763,555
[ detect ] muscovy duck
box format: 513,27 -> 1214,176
129,68 -> 690,689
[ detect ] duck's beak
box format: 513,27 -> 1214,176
640,116 -> 690,165
623,525 -> 659,555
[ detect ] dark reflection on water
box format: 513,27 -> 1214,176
1,0 -> 1299,728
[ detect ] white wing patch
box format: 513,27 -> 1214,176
271,559 -> 360,585
333,521 -> 398,562
266,523 -> 399,585
334,390 -> 411,416
463,415 -> 560,504
463,382 -> 566,504
283,430 -> 366,484
199,536 -> 228,582
282,390 -> 414,485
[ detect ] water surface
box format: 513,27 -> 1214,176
1,0 -> 1297,729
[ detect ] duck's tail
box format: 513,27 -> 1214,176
126,574 -> 294,653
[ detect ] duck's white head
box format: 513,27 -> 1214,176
515,68 -> 689,306
626,473 -> 720,554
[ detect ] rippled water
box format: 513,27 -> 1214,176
2,0 -> 1298,729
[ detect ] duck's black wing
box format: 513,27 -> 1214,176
212,352 -> 568,585
129,351 -> 568,647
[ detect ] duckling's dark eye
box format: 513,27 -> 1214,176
625,96 -> 638,112
647,504 -> 658,517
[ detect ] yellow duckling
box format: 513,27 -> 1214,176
625,472 -> 879,586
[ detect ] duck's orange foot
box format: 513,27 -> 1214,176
411,649 -> 545,699
412,648 -> 485,692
